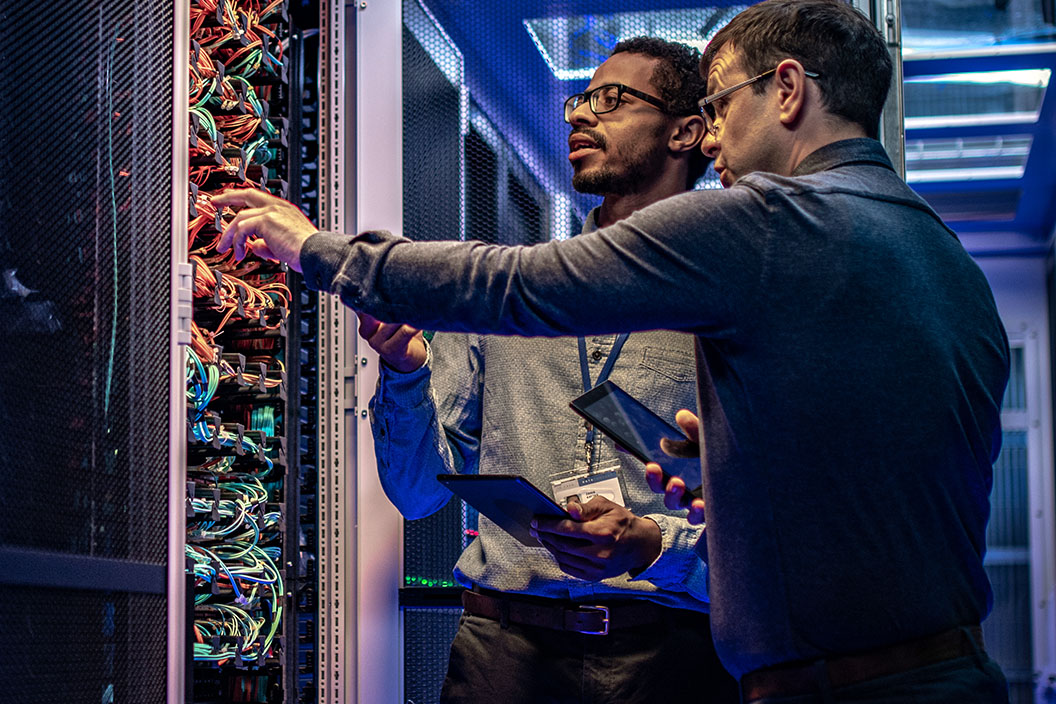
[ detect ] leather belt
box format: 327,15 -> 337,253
742,625 -> 985,702
461,589 -> 687,636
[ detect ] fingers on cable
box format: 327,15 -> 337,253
218,208 -> 253,254
212,186 -> 268,210
247,239 -> 277,262
230,213 -> 269,260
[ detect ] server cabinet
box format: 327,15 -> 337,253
0,0 -> 330,701
184,1 -> 322,702
0,0 -> 182,701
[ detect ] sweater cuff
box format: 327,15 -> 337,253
300,231 -> 352,292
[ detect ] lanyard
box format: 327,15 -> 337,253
577,334 -> 630,451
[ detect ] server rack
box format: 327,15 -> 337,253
0,0 -> 332,701
184,1 -> 322,702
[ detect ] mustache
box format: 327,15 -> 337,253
570,128 -> 606,150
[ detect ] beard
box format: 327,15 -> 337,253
573,162 -> 659,195
571,125 -> 668,196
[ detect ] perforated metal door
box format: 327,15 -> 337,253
0,1 -> 175,700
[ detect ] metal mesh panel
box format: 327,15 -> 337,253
403,607 -> 462,704
0,0 -> 173,562
982,563 -> 1033,701
399,1 -> 469,584
0,585 -> 167,703
987,430 -> 1028,548
984,428 -> 1033,700
403,22 -> 463,243
404,498 -> 465,589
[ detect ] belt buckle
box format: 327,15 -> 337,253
573,605 -> 610,635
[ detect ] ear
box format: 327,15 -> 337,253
772,58 -> 810,127
668,113 -> 706,155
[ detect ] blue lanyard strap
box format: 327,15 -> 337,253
577,334 -> 629,393
578,334 -> 630,451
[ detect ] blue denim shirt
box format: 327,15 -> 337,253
369,331 -> 711,606
367,209 -> 709,608
304,139 -> 1010,677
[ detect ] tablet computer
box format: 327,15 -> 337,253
570,379 -> 703,498
436,474 -> 569,547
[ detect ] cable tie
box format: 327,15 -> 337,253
214,132 -> 226,165
232,423 -> 247,455
238,13 -> 251,46
209,268 -> 223,307
256,362 -> 267,393
207,411 -> 222,449
186,481 -> 197,517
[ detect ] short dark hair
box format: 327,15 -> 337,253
612,36 -> 712,188
701,0 -> 892,139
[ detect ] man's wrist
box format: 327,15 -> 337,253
629,516 -> 663,576
379,356 -> 426,374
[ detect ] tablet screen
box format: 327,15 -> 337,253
570,380 -> 702,495
436,474 -> 568,547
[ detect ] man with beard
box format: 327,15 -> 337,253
355,38 -> 737,704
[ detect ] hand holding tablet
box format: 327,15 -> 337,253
436,474 -> 568,546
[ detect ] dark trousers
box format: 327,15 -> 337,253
439,607 -> 739,704
746,654 -> 1009,704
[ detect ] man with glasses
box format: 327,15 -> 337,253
215,1 -> 1011,701
358,38 -> 736,704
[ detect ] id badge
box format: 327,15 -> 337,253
549,459 -> 625,509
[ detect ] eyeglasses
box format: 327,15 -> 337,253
698,67 -> 820,135
563,83 -> 667,123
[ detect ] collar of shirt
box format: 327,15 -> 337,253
791,138 -> 894,178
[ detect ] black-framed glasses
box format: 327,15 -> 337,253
698,67 -> 820,135
563,83 -> 668,123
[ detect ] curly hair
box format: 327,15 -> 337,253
612,37 -> 712,187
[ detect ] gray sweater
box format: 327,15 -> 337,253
303,139 -> 1009,677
